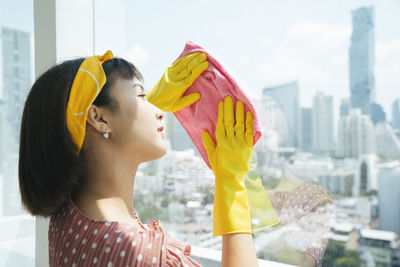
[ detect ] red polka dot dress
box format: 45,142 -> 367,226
48,197 -> 203,266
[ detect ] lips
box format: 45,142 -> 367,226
157,126 -> 164,132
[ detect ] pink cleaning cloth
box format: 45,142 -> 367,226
173,41 -> 262,169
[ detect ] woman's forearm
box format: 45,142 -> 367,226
222,233 -> 259,267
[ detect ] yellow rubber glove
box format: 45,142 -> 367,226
201,96 -> 254,236
245,175 -> 280,231
145,52 -> 209,112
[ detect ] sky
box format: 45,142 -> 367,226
2,0 -> 400,126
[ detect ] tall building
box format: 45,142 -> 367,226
353,154 -> 377,196
259,96 -> 287,148
0,100 -> 5,163
368,102 -> 386,124
312,91 -> 334,154
349,6 -> 375,113
0,26 -> 4,164
318,169 -> 354,196
375,122 -> 400,158
0,26 -> 3,100
165,112 -> 199,155
338,109 -> 375,158
0,100 -> 17,164
262,80 -> 300,148
340,98 -> 351,117
392,99 -> 400,130
1,27 -> 32,146
358,228 -> 400,266
0,153 -> 22,216
0,27 -> 28,216
300,107 -> 312,152
378,165 -> 400,235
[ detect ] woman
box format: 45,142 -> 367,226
18,50 -> 259,266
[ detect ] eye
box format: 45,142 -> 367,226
138,94 -> 147,99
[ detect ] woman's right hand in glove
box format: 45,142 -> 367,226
201,96 -> 254,236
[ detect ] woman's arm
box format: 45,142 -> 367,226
202,96 -> 258,266
222,233 -> 259,267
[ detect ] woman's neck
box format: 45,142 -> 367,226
72,151 -> 140,224
72,192 -> 138,224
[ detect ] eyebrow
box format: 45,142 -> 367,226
132,82 -> 145,93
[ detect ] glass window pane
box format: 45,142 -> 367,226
93,1 -> 400,266
0,0 -> 35,266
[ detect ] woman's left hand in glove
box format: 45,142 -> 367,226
145,52 -> 209,112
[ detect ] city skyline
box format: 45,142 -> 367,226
1,0 -> 399,125
1,1 -> 400,265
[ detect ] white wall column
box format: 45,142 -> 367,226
33,0 -> 94,266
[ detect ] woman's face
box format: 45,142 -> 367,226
107,77 -> 166,162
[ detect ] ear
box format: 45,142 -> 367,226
86,105 -> 111,134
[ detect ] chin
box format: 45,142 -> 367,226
144,142 -> 167,162
155,144 -> 167,159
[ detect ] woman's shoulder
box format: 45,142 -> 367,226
48,198 -> 165,265
49,197 -> 163,234
48,198 -> 202,266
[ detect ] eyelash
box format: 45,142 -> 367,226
138,94 -> 147,98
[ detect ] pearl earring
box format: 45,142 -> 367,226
103,132 -> 109,139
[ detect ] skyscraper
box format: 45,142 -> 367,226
375,122 -> 400,158
0,26 -> 3,100
338,109 -> 375,158
0,25 -> 4,164
312,92 -> 334,154
1,27 -> 32,146
353,154 -> 377,196
0,100 -> 17,164
368,102 -> 386,124
379,165 -> 400,235
262,80 -> 300,148
392,99 -> 400,130
349,6 -> 375,113
340,98 -> 351,117
300,107 -> 312,152
165,112 -> 199,155
0,27 -> 31,217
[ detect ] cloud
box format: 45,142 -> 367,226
377,39 -> 400,61
123,45 -> 149,66
256,20 -> 351,106
332,55 -> 347,65
253,18 -> 354,137
287,21 -> 350,48
255,18 -> 400,125
259,36 -> 273,46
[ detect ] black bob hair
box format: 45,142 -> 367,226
18,56 -> 143,217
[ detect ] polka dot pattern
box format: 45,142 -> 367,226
268,181 -> 333,264
48,197 -> 202,267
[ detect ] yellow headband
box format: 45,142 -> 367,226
66,50 -> 114,154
